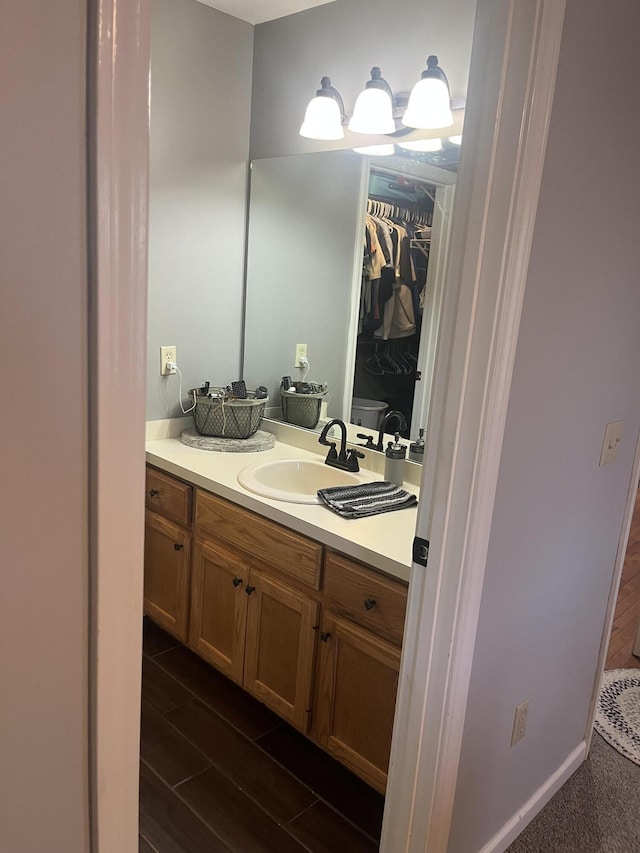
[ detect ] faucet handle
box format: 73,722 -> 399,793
346,448 -> 365,472
356,433 -> 376,449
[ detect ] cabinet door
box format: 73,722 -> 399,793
244,568 -> 319,733
189,539 -> 249,686
312,613 -> 401,793
144,510 -> 191,642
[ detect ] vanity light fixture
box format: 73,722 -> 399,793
449,134 -> 463,145
299,56 -> 454,141
299,76 -> 346,140
402,55 -> 453,129
348,67 -> 396,135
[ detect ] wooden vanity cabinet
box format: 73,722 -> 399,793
312,552 -> 407,794
143,468 -> 193,642
143,466 -> 408,789
191,489 -> 321,733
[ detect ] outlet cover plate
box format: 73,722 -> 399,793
160,345 -> 177,375
294,343 -> 308,368
600,420 -> 623,465
511,699 -> 529,747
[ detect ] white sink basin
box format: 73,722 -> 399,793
237,458 -> 363,504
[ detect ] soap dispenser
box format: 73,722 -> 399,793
384,432 -> 406,487
409,428 -> 425,463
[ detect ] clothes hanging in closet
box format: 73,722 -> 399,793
360,198 -> 432,340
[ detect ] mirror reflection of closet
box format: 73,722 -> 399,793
242,151 -> 456,446
354,169 -> 435,436
349,159 -> 456,441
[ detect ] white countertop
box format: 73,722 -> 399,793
145,431 -> 419,583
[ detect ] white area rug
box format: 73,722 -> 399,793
594,668 -> 640,766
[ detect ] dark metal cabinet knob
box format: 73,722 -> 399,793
363,598 -> 377,610
245,585 -> 256,595
173,543 -> 184,551
232,577 -> 243,588
148,489 -> 159,497
320,631 -> 332,642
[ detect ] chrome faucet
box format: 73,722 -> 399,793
376,410 -> 407,451
319,419 -> 365,473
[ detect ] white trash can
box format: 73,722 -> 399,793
350,397 -> 388,430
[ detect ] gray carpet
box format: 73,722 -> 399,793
508,733 -> 640,852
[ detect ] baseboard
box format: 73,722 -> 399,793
478,741 -> 587,853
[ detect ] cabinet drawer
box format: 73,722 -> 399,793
195,490 -> 322,589
323,552 -> 407,646
146,467 -> 193,526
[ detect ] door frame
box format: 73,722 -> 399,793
410,181 -> 456,435
90,1 -> 566,851
585,426 -> 640,753
89,0 -> 150,849
381,1 -> 567,850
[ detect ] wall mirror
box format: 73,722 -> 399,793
242,143 -> 460,455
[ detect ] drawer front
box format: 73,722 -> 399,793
323,552 -> 407,646
195,490 -> 322,590
146,467 -> 193,526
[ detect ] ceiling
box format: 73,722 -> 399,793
195,0 -> 337,26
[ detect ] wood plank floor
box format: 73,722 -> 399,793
139,618 -> 384,853
606,487 -> 640,671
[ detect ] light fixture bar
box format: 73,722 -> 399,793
299,56 -> 455,141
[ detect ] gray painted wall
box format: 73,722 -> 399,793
147,0 -> 477,422
147,0 -> 254,420
448,1 -> 640,849
250,0 -> 477,159
1,1 -> 89,850
243,150 -> 366,418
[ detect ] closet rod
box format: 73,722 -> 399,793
367,197 -> 432,223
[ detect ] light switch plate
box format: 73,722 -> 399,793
600,420 -> 623,466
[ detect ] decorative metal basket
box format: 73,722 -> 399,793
189,390 -> 267,439
280,388 -> 326,429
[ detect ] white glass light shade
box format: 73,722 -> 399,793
448,134 -> 463,145
299,95 -> 344,140
398,137 -> 442,152
402,76 -> 453,129
348,87 -> 396,135
353,143 -> 395,156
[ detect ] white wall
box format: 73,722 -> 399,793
448,1 -> 640,849
250,0 -> 477,159
0,2 -> 90,851
147,0 -> 253,420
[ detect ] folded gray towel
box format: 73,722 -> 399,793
317,480 -> 418,519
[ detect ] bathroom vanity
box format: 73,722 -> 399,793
144,434 -> 417,793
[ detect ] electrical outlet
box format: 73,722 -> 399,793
511,700 -> 529,747
160,345 -> 177,375
294,343 -> 308,368
600,420 -> 623,465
